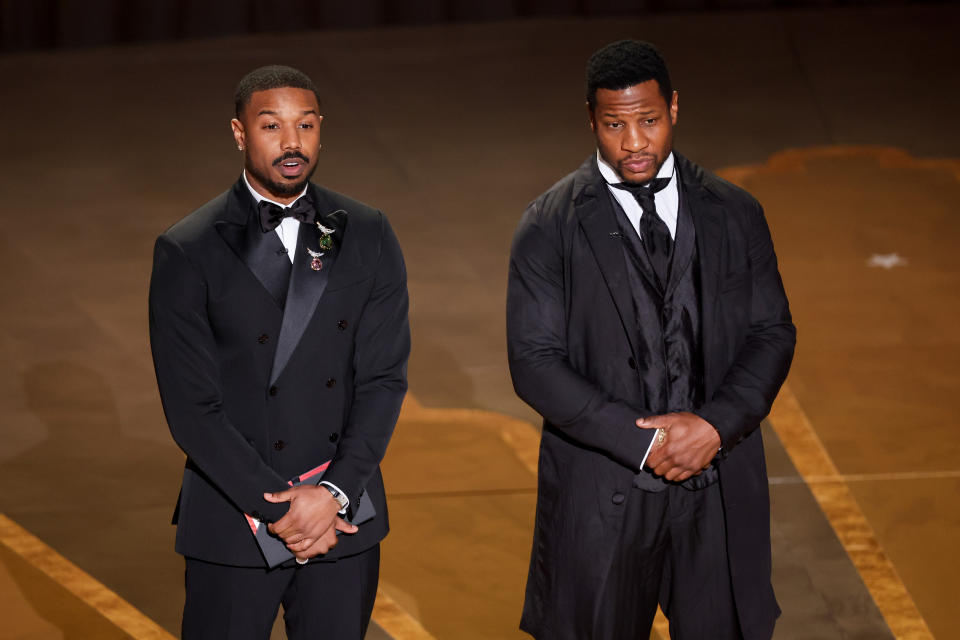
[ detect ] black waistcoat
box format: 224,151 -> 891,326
610,183 -> 718,491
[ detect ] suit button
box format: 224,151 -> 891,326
627,357 -> 637,369
326,378 -> 336,388
611,492 -> 625,505
329,432 -> 339,443
257,333 -> 269,344
269,386 -> 278,396
273,440 -> 286,451
337,320 -> 348,330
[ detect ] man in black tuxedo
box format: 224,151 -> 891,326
507,41 -> 795,639
149,65 -> 409,639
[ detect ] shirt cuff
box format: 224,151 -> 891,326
319,480 -> 349,514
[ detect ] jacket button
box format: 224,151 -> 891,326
269,386 -> 278,396
627,357 -> 637,369
337,320 -> 348,330
329,433 -> 339,443
257,333 -> 269,344
326,378 -> 336,388
611,492 -> 625,505
273,440 -> 286,451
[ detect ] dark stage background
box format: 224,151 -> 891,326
0,0 -> 942,52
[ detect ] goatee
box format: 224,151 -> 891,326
247,154 -> 318,198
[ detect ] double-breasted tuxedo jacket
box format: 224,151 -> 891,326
507,154 -> 795,639
149,179 -> 409,567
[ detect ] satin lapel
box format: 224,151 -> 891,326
576,183 -> 639,354
214,182 -> 290,308
269,207 -> 347,385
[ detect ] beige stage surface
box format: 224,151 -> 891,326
1,5 -> 958,639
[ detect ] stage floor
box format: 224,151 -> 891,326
1,4 -> 958,638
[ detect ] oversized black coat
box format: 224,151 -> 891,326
149,179 -> 409,566
507,154 -> 795,639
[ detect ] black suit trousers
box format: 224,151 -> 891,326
594,484 -> 741,640
182,545 -> 379,640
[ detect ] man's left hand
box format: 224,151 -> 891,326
264,485 -> 354,545
637,412 -> 721,482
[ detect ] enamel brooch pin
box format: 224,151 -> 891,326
306,222 -> 336,271
317,222 -> 335,251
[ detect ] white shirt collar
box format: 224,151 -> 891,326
242,170 -> 309,208
597,151 -> 680,240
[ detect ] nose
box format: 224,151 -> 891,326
281,126 -> 301,151
622,124 -> 648,153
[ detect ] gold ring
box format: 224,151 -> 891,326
657,428 -> 666,446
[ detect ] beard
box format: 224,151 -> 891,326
247,151 -> 318,197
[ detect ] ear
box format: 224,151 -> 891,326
230,118 -> 245,151
669,90 -> 679,126
586,101 -> 596,132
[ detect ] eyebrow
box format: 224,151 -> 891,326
256,109 -> 318,117
601,108 -> 657,118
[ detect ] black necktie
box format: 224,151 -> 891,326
258,196 -> 316,233
612,177 -> 673,285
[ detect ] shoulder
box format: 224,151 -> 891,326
530,163 -> 585,217
313,185 -> 382,224
158,188 -> 235,253
312,184 -> 399,246
521,157 -> 595,232
677,154 -> 760,212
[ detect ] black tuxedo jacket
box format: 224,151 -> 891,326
149,179 -> 409,567
507,154 -> 795,639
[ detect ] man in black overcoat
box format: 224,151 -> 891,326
149,65 -> 409,639
507,41 -> 795,639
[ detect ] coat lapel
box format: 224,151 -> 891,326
268,194 -> 348,385
214,180 -> 291,308
573,159 -> 639,355
678,155 -> 726,363
664,183 -> 697,300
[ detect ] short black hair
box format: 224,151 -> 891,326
234,65 -> 321,119
586,40 -> 672,109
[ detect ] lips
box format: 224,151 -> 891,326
278,158 -> 304,178
274,153 -> 309,178
622,156 -> 654,174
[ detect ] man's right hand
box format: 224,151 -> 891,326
287,517 -> 358,560
264,484 -> 343,545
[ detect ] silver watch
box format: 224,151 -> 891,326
322,484 -> 349,511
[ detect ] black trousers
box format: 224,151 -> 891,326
594,482 -> 742,640
182,544 -> 379,640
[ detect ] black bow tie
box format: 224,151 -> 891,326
258,196 -> 316,233
611,176 -> 674,286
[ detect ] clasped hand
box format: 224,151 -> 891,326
264,485 -> 358,561
636,411 -> 721,482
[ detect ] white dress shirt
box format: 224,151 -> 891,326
242,171 -> 307,264
597,151 -> 679,240
241,171 -> 348,513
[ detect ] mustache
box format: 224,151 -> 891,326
272,151 -> 310,166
